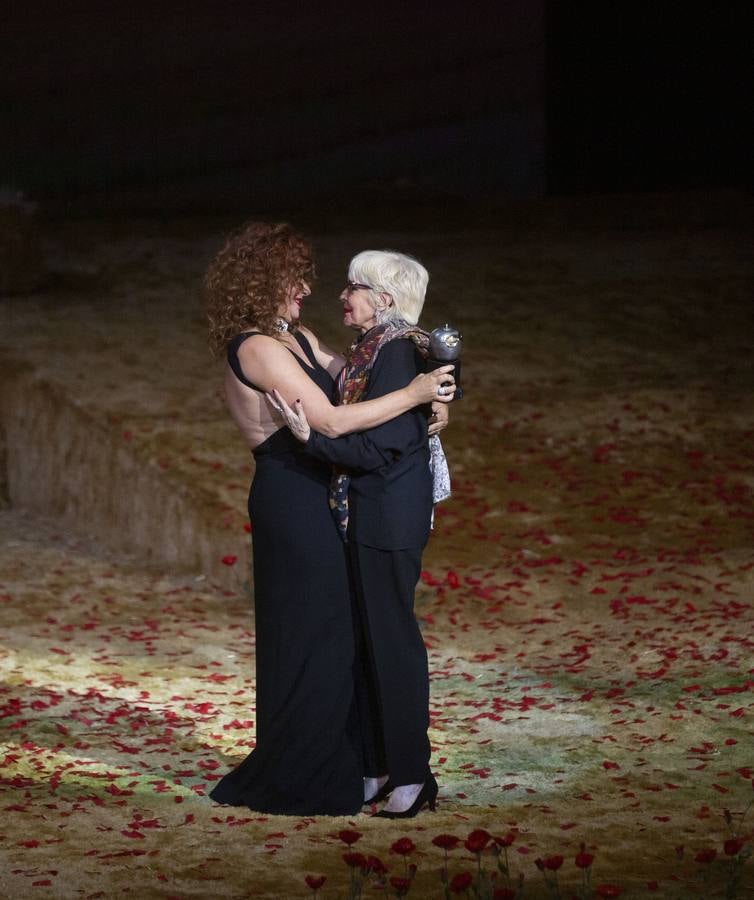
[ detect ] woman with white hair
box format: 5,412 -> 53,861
273,249 -> 451,818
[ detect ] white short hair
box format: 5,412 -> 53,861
348,250 -> 429,326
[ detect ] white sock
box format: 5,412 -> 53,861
383,782 -> 422,812
363,774 -> 389,802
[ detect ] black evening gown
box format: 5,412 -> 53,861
209,331 -> 363,815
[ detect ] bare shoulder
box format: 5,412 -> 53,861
236,332 -> 285,360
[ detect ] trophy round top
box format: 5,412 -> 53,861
430,323 -> 462,360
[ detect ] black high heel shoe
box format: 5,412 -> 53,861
372,776 -> 438,819
363,778 -> 393,805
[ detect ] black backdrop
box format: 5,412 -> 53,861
2,1 -> 750,210
546,3 -> 751,194
2,1 -> 544,207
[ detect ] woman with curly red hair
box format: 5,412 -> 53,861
205,222 -> 453,815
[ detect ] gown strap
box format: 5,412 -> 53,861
293,330 -> 319,369
227,332 -> 264,391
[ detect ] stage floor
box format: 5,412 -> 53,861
1,200 -> 753,897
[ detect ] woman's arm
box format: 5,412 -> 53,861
237,335 -> 453,438
273,340 -> 429,472
306,325 -> 452,436
299,325 -> 452,434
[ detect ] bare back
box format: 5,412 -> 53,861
225,330 -> 339,451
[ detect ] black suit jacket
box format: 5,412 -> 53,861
305,339 -> 433,551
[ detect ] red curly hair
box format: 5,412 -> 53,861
205,221 -> 314,356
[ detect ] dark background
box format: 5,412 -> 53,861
1,1 -> 750,215
546,4 -> 751,195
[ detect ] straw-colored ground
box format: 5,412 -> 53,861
1,196 -> 753,898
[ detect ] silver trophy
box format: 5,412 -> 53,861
429,324 -> 463,400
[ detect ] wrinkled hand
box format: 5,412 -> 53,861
428,401 -> 449,436
409,365 -> 455,405
266,389 -> 310,443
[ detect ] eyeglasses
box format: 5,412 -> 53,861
345,281 -> 373,294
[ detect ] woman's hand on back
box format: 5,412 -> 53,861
267,390 -> 311,443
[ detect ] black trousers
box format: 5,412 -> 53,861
347,542 -> 431,785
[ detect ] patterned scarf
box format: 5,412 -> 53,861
329,322 -> 430,541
